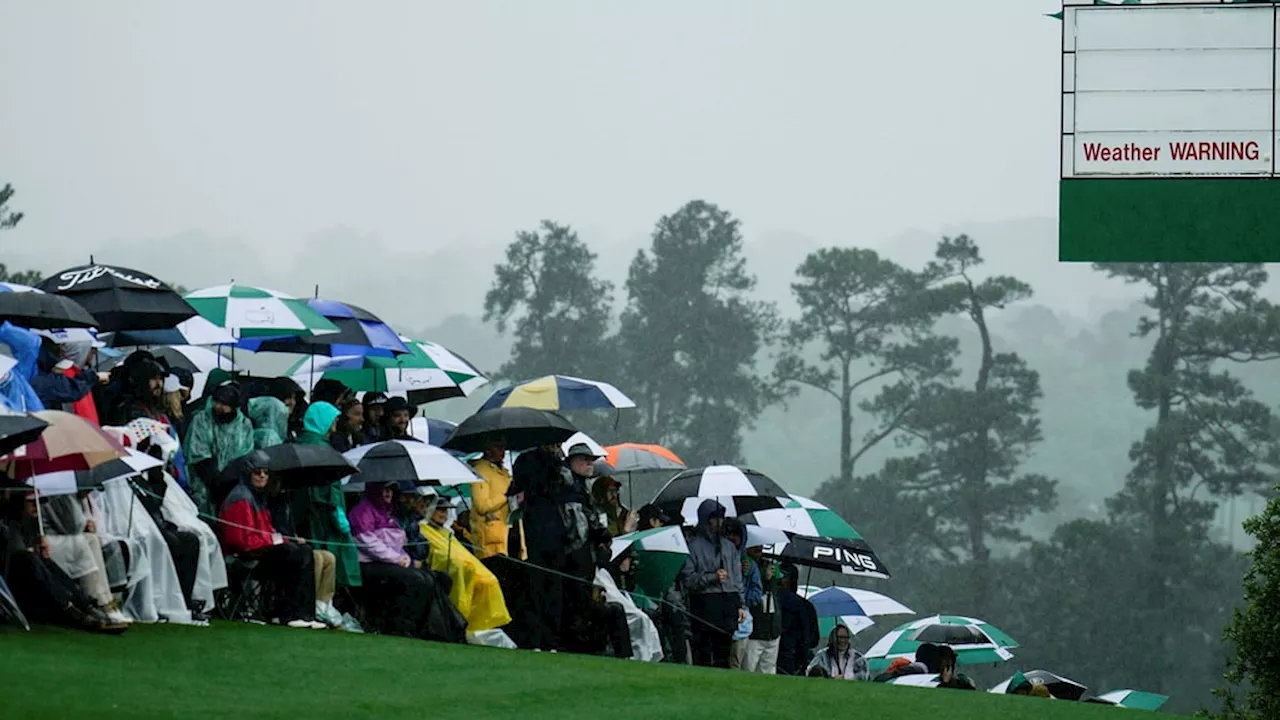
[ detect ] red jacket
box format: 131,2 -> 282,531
218,489 -> 277,555
60,365 -> 100,424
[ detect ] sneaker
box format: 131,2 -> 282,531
105,609 -> 133,625
286,619 -> 312,628
307,620 -> 327,630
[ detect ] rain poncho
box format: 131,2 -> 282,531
420,519 -> 511,632
0,321 -> 44,411
248,396 -> 289,449
292,402 -> 361,587
595,568 -> 663,662
41,495 -> 110,601
349,484 -> 409,565
156,470 -> 227,609
469,457 -> 512,558
185,398 -> 255,514
807,625 -> 870,680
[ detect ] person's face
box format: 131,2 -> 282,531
834,629 -> 851,651
213,401 -> 233,416
483,441 -> 506,462
250,467 -> 270,490
346,403 -> 364,431
380,486 -> 394,504
431,506 -> 449,525
148,376 -> 164,397
23,496 -> 37,518
939,659 -> 956,682
366,404 -> 384,426
390,410 -> 411,433
283,396 -> 296,412
708,516 -> 723,535
746,546 -> 763,561
568,455 -> 594,476
603,484 -> 620,507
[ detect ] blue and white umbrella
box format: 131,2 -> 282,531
236,297 -> 409,357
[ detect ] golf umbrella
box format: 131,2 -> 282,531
0,410 -> 128,474
610,526 -> 690,599
0,283 -> 98,329
989,670 -> 1088,700
604,443 -> 684,473
864,615 -> 1019,673
21,449 -> 164,496
653,465 -> 791,506
0,573 -> 30,630
288,338 -> 487,405
100,345 -> 238,375
885,674 -> 942,687
236,298 -> 409,356
183,283 -> 340,339
740,495 -> 891,578
804,586 -> 913,638
1094,690 -> 1169,711
107,315 -> 235,346
442,407 -> 578,454
666,495 -> 790,526
479,374 -> 635,412
416,417 -> 456,447
38,264 -> 197,332
0,413 -> 48,457
341,440 -> 478,492
221,443 -> 357,490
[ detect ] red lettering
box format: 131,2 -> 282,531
1168,140 -> 1263,163
1246,141 -> 1260,160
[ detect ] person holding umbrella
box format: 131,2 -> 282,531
679,499 -> 747,669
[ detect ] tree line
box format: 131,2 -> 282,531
483,199 -> 1280,716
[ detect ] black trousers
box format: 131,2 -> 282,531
662,600 -> 691,664
250,543 -> 315,622
160,528 -> 201,606
689,593 -> 738,668
572,601 -> 632,658
526,544 -> 595,651
483,554 -> 536,648
359,562 -> 429,638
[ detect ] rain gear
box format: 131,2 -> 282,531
421,517 -> 511,632
349,484 -> 410,565
0,321 -> 44,411
680,499 -> 745,601
218,463 -> 279,555
185,397 -> 255,514
469,456 -> 512,559
590,477 -> 630,537
291,402 -> 361,587
29,342 -> 98,412
595,567 -> 663,662
248,396 -> 289,449
807,626 -> 870,680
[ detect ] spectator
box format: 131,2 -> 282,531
262,472 -> 339,627
185,380 -> 255,514
328,398 -> 364,452
349,482 -> 438,638
679,499 -> 745,668
420,494 -> 511,634
248,395 -> 289,449
777,563 -> 820,675
291,401 -> 362,592
380,397 -> 417,441
807,625 -> 869,680
469,439 -> 511,560
743,548 -> 782,674
590,476 -> 637,537
28,336 -> 102,421
361,392 -> 387,443
722,518 -> 759,670
936,645 -> 977,690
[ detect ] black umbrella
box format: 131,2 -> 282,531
221,443 -> 358,489
0,290 -> 98,329
0,414 -> 49,457
441,407 -> 578,454
1004,670 -> 1088,701
37,263 -> 197,332
759,534 -> 891,579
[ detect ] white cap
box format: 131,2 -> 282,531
163,374 -> 182,393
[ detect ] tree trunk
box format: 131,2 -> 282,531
966,282 -> 995,616
839,362 -> 853,484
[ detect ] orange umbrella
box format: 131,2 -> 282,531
604,443 -> 685,473
0,410 -> 129,477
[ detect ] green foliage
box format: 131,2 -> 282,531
482,220 -> 616,382
1214,489 -> 1280,719
776,246 -> 957,483
618,200 -> 779,464
0,264 -> 44,286
0,183 -> 23,230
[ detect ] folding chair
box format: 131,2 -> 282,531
214,556 -> 267,622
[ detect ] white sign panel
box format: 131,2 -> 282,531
1062,3 -> 1279,178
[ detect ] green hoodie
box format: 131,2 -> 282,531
291,401 -> 361,587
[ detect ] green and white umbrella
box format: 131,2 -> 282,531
1095,690 -> 1169,711
184,284 -> 339,339
742,494 -> 860,539
610,525 -> 689,601
288,337 -> 488,404
885,674 -> 941,687
864,615 -> 1018,673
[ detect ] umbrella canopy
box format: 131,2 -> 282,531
761,535 -> 890,579
100,345 -> 238,375
604,443 -> 684,473
0,572 -> 30,630
236,298 -> 409,357
183,283 -> 340,339
739,495 -> 859,538
885,674 -> 941,687
106,315 -> 236,346
478,374 -> 635,412
653,465 -> 791,506
807,586 -> 914,619
989,670 -> 1088,700
1095,690 -> 1170,711
610,526 -> 690,599
288,339 -> 487,405
0,410 -> 128,475
21,449 -> 164,496
0,283 -> 98,329
37,264 -> 197,332
666,494 -> 791,527
442,407 -> 578,454
415,417 -> 457,447
864,615 -> 1019,673
221,443 -> 358,489
341,440 -> 478,491
0,413 -> 49,457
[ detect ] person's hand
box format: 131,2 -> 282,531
398,556 -> 411,568
738,607 -> 747,623
623,511 -> 638,534
84,519 -> 96,533
38,536 -> 51,559
413,559 -> 423,570
715,568 -> 728,583
764,562 -> 775,581
96,372 -> 111,384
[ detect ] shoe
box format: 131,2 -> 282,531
105,609 -> 133,625
307,620 -> 327,630
286,619 -> 312,628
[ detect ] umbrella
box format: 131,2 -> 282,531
0,282 -> 99,329
0,413 -> 48,457
288,339 -> 487,405
442,407 -> 578,454
653,465 -> 791,506
864,615 -> 1019,673
341,440 -> 478,491
183,283 -> 340,339
761,535 -> 890,579
414,417 -> 457,447
221,443 -> 357,489
0,410 -> 128,474
106,315 -> 236,347
479,374 -> 635,412
989,670 -> 1088,700
37,264 -> 197,332
0,572 -> 30,631
610,526 -> 690,599
804,586 -> 913,638
99,345 -> 238,375
1095,690 -> 1170,711
666,495 -> 792,527
739,494 -> 860,538
604,443 -> 684,473
236,298 -> 409,356
20,449 -> 164,496
885,674 -> 941,687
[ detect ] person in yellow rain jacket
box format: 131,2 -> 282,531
468,441 -> 512,559
420,495 -> 511,633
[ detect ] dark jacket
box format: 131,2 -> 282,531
29,348 -> 97,410
777,586 -> 820,674
748,560 -> 782,642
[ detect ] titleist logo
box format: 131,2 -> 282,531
54,266 -> 163,291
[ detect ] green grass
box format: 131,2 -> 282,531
0,623 -> 1162,719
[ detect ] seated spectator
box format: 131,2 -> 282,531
361,393 -> 387,443
381,397 -> 418,441
328,397 -> 364,452
936,645 -> 977,690
186,380 -> 255,514
348,482 -> 444,639
452,509 -> 475,547
248,395 -> 290,450
34,493 -> 128,624
419,495 -> 511,633
29,336 -> 103,420
217,451 -> 321,629
293,400 -> 361,592
263,473 -> 339,627
395,489 -> 430,565
596,552 -> 660,661
806,625 -> 870,680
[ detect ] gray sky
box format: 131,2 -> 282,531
2,0 -> 1121,329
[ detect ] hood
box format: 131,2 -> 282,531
35,344 -> 60,373
59,340 -> 94,367
248,396 -> 288,435
302,401 -> 341,437
363,481 -> 397,511
696,498 -> 726,529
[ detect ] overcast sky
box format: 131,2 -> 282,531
2,1 -> 1158,329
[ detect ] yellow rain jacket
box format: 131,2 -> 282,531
469,458 -> 513,559
421,521 -> 511,632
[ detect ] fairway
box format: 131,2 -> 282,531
0,624 -> 1161,719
